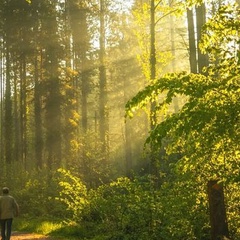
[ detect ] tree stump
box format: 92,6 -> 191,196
207,180 -> 230,240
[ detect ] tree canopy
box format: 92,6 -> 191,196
126,3 -> 240,184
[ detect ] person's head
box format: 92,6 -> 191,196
2,187 -> 9,194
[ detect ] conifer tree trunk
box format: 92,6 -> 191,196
79,9 -> 91,178
20,55 -> 27,168
79,9 -> 89,134
44,6 -> 62,169
13,63 -> 20,163
68,0 -> 89,134
0,41 -> 4,163
99,0 -> 108,159
4,46 -> 12,164
67,1 -> 92,173
62,0 -> 78,166
124,75 -> 133,177
34,53 -> 43,169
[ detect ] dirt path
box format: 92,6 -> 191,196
10,232 -> 57,240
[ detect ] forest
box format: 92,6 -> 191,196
0,0 -> 239,239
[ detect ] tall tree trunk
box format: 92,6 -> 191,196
13,60 -> 20,163
20,55 -> 27,168
187,8 -> 198,73
68,0 -> 88,133
79,9 -> 91,177
63,0 -> 81,166
34,52 -> 43,169
79,9 -> 89,134
44,8 -> 62,170
124,78 -> 133,177
99,0 -> 108,159
67,1 -> 92,174
196,3 -> 209,74
149,0 -> 159,180
169,0 -> 179,113
150,0 -> 156,129
4,45 -> 12,164
0,41 -> 4,163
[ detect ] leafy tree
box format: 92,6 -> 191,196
126,3 -> 240,238
126,0 -> 239,187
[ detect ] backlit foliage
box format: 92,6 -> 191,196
57,168 -> 88,221
126,3 -> 240,238
126,3 -> 240,184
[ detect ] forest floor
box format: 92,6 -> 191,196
10,232 -> 59,240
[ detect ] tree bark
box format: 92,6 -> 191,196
44,6 -> 62,169
34,52 -> 43,169
207,180 -> 230,240
196,3 -> 209,74
150,0 -> 156,129
5,45 -> 12,164
187,8 -> 197,73
20,54 -> 27,168
99,0 -> 109,159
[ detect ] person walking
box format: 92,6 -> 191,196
0,187 -> 19,240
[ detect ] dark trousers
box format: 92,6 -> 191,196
0,218 -> 13,240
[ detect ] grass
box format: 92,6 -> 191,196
13,218 -> 69,239
13,217 -> 106,240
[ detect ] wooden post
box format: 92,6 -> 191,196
207,180 -> 230,240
